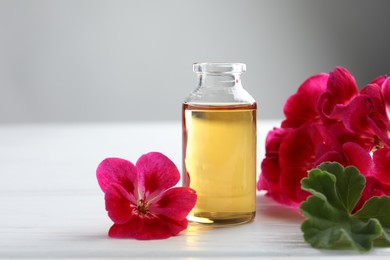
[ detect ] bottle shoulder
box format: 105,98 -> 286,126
183,102 -> 256,111
184,85 -> 256,105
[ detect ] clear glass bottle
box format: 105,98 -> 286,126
182,62 -> 257,225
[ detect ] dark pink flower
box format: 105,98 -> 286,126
381,77 -> 390,117
373,147 -> 390,185
371,75 -> 388,86
282,73 -> 328,128
356,175 -> 390,212
259,123 -> 342,206
317,67 -> 359,124
257,127 -> 290,204
97,152 -> 197,240
327,67 -> 359,104
326,122 -> 369,149
330,82 -> 390,149
340,142 -> 373,176
258,66 -> 390,208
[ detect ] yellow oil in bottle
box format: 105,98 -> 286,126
182,103 -> 256,225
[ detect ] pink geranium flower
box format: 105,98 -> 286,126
258,123 -> 342,206
317,66 -> 359,124
97,152 -> 197,240
258,67 -> 390,209
282,73 -> 328,128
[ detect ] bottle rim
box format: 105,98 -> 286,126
193,62 -> 246,74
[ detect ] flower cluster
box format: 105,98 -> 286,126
97,152 -> 197,240
257,67 -> 390,209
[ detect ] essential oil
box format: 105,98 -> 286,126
182,103 -> 256,225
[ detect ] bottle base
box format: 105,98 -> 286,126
187,211 -> 255,226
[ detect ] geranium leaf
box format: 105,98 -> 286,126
300,196 -> 346,248
317,162 -> 365,213
342,218 -> 382,251
300,163 -> 383,251
301,167 -> 344,211
301,200 -> 381,251
354,196 -> 390,242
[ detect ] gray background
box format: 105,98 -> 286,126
1,0 -> 389,124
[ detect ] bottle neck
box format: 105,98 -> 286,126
198,73 -> 242,88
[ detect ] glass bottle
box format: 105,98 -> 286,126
182,62 -> 257,225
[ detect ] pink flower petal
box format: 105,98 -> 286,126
264,127 -> 290,153
327,66 -> 358,104
367,116 -> 390,148
136,152 -> 180,200
96,158 -> 139,211
108,214 -> 188,240
382,77 -> 390,118
373,147 -> 390,185
316,91 -> 335,123
341,142 -> 373,176
257,128 -> 288,195
258,156 -> 281,191
259,123 -> 342,207
108,215 -> 143,239
105,183 -> 134,224
360,84 -> 390,135
317,67 -> 358,123
328,121 -> 373,150
314,151 -> 342,166
282,73 -> 328,128
279,124 -> 339,168
339,95 -> 373,134
279,125 -> 341,205
371,75 -> 387,86
360,83 -> 384,110
96,158 -> 138,196
356,176 -> 390,212
334,85 -> 390,148
279,167 -> 311,206
149,187 -> 197,220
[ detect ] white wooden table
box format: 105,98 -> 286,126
1,121 -> 389,259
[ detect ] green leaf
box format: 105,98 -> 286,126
354,196 -> 390,241
317,162 -> 365,213
300,162 -> 388,252
341,218 -> 382,251
301,168 -> 344,211
300,196 -> 346,248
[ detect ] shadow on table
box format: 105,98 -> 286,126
185,193 -> 303,235
256,194 -> 303,223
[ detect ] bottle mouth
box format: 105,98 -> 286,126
193,62 -> 246,74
